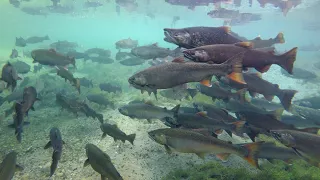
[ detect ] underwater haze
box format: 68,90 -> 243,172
1,0 -> 320,180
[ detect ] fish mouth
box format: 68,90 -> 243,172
182,50 -> 196,61
163,29 -> 178,44
148,132 -> 155,141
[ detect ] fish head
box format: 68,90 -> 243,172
271,130 -> 296,147
183,49 -> 210,62
148,130 -> 167,145
118,106 -> 129,116
207,10 -> 219,18
163,28 -> 191,46
128,73 -> 151,91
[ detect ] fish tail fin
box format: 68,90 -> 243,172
171,104 -> 180,118
224,51 -> 246,85
127,133 -> 136,145
300,127 -> 320,135
275,32 -> 285,44
241,141 -> 264,168
278,47 -> 297,74
277,89 -> 297,111
186,88 -> 198,98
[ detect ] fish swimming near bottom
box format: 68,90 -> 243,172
128,52 -> 246,99
14,101 -> 25,143
118,102 -> 180,122
56,66 -> 80,94
271,129 -> 320,167
44,127 -> 65,177
148,128 -> 263,167
0,151 -> 23,180
100,123 -> 136,144
84,144 -> 123,180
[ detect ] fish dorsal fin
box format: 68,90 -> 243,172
152,43 -> 158,47
112,124 -> 118,128
196,111 -> 208,117
220,26 -> 231,34
49,49 -> 56,53
144,100 -> 154,105
235,42 -> 254,49
172,57 -> 185,63
200,75 -> 213,87
254,36 -> 262,40
273,84 -> 279,89
216,153 -> 230,162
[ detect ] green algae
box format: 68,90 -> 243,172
163,160 -> 320,180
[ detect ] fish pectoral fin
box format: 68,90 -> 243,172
101,133 -> 107,139
195,153 -> 206,159
216,153 -> 230,162
164,145 -> 172,154
83,159 -> 90,167
44,141 -> 52,149
264,94 -> 274,101
200,76 -> 213,87
101,175 -> 107,180
31,106 -> 35,111
15,164 -> 24,171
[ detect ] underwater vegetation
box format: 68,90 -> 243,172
163,160 -> 320,180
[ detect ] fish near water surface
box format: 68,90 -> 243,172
148,128 -> 263,167
128,52 -> 246,99
183,42 -> 297,74
164,26 -> 241,49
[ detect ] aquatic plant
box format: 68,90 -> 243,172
163,160 -> 320,180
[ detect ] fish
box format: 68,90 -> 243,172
84,48 -> 111,58
99,83 -> 122,93
118,102 -> 180,122
164,0 -> 229,10
248,33 -> 285,48
11,61 -> 31,74
66,50 -> 89,60
31,49 -> 76,68
10,49 -> 19,59
84,1 -> 104,8
50,41 -> 78,54
159,84 -> 197,101
44,128 -> 65,177
280,115 -> 320,128
33,64 -> 43,73
81,103 -> 104,124
128,52 -> 246,99
165,112 -> 248,137
255,142 -> 300,163
100,123 -> 136,144
131,44 -> 181,60
89,56 -> 114,64
15,37 -> 27,47
56,66 -> 80,94
0,89 -> 24,106
249,98 -> 283,111
271,129 -> 320,167
193,103 -> 238,123
86,94 -> 115,108
1,62 -> 22,92
13,102 -> 25,143
84,144 -> 123,180
207,8 -> 240,19
115,38 -> 138,50
0,151 -> 23,180
115,51 -> 134,61
20,86 -> 39,116
219,73 -> 297,111
163,26 -> 241,49
148,128 -> 262,167
237,111 -> 320,136
196,83 -> 246,102
9,0 -> 20,8
79,77 -> 94,88
119,57 -> 145,66
20,7 -> 48,17
280,67 -> 317,80
25,35 -> 50,44
290,105 -> 320,125
55,93 -> 82,117
294,96 -> 320,109
183,42 -> 297,74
